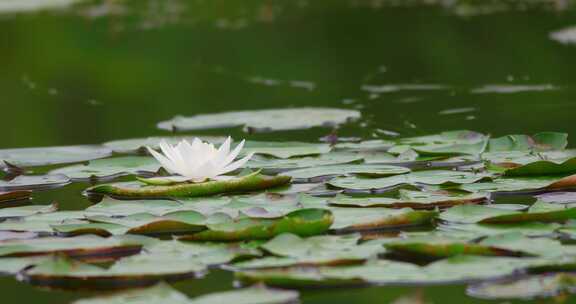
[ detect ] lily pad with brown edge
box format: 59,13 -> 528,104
103,136 -> 226,154
232,233 -> 385,269
283,164 -> 410,180
440,202 -> 576,224
467,273 -> 576,300
438,221 -> 562,237
72,282 -> 299,304
334,140 -> 394,152
459,174 -> 576,194
49,156 -> 161,181
328,170 -> 492,191
0,190 -> 31,204
329,190 -> 487,210
0,145 -> 112,168
236,256 -> 539,287
87,172 -> 291,199
157,107 -> 361,133
19,254 -> 206,290
328,207 -> 437,232
486,132 -> 568,152
83,211 -> 207,236
84,197 -> 193,217
179,208 -> 334,241
501,157 -> 576,177
0,235 -> 152,262
0,174 -> 71,191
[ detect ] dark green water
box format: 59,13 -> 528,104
2,0 -> 576,303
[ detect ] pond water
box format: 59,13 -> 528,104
2,0 -> 576,303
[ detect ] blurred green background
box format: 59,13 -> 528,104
1,0 -> 576,303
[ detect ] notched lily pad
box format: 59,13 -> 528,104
487,132 -> 568,152
393,130 -> 488,156
87,172 -> 291,198
0,203 -> 57,219
157,108 -> 361,133
329,190 -> 487,209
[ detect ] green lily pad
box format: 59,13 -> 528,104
460,174 -> 576,194
0,256 -> 50,275
329,207 -> 437,232
0,235 -> 149,260
49,157 -> 161,181
334,140 -> 394,152
103,136 -> 226,154
234,234 -> 384,269
328,170 -> 491,191
85,198 -> 192,217
179,209 -> 333,241
0,174 -> 71,191
487,132 -> 568,152
157,108 -> 361,133
0,203 -> 57,219
283,164 -> 410,180
73,282 -> 299,304
440,202 -> 576,224
87,172 -> 291,198
392,130 -> 488,156
246,152 -> 363,171
0,145 -> 112,167
467,273 -> 576,300
243,141 -> 332,159
0,0 -> 84,14
439,222 -> 562,237
0,190 -> 31,203
329,190 -> 487,209
502,157 -> 576,177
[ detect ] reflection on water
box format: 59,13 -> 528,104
1,1 -> 576,303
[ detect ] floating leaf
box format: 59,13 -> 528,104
87,172 -> 291,198
179,209 -> 333,241
0,174 -> 71,191
0,145 -> 112,167
439,222 -> 561,237
329,190 -> 487,209
0,256 -> 50,275
234,234 -> 384,269
243,141 -> 331,159
328,170 -> 491,191
487,132 -> 568,152
283,164 -> 409,180
329,207 -> 437,232
49,157 -> 161,181
0,203 -> 57,219
73,282 -> 299,304
392,130 -> 488,156
460,174 -> 576,194
103,136 -> 226,154
0,191 -> 31,203
157,108 -> 361,132
246,152 -> 363,171
467,273 -> 576,300
503,157 -> 576,177
440,203 -> 576,224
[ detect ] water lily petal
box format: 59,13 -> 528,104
214,137 -> 232,164
146,147 -> 179,174
219,152 -> 254,175
222,139 -> 246,167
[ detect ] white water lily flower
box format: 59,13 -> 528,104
146,137 -> 253,183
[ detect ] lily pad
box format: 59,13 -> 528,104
502,157 -> 576,177
329,190 -> 487,209
73,282 -> 299,304
487,132 -> 568,152
0,174 -> 71,191
467,273 -> 576,300
0,145 -> 112,167
50,157 -> 161,181
246,152 -> 363,171
234,234 -> 384,269
283,164 -> 410,180
0,191 -> 31,203
0,203 -> 57,219
0,0 -> 84,14
329,207 -> 437,232
328,170 -> 491,191
179,209 -> 333,241
440,202 -> 576,224
103,136 -> 226,154
157,108 -> 361,133
87,172 -> 291,198
393,130 -> 488,156
460,174 -> 576,194
243,141 -> 332,159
